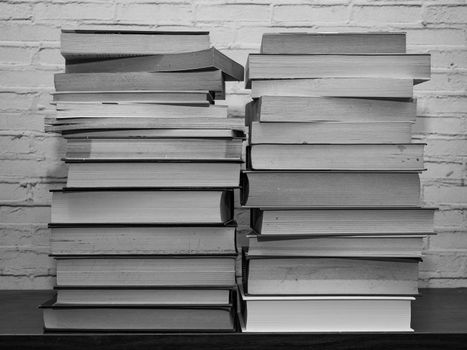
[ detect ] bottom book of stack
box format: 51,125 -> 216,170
42,286 -> 237,332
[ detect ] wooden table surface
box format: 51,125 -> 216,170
0,288 -> 466,349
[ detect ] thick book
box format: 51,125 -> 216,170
64,138 -> 243,161
55,103 -> 227,119
239,291 -> 413,332
249,122 -> 412,144
251,208 -> 435,235
66,48 -> 244,82
54,71 -> 225,99
244,255 -> 419,295
45,117 -> 245,133
61,129 -> 243,139
60,30 -> 210,59
241,171 -> 421,207
248,144 -> 424,170
54,256 -> 236,287
246,54 -> 430,87
52,90 -> 214,105
51,225 -> 236,255
247,234 -> 424,258
65,162 -> 241,188
260,32 -> 406,54
248,96 -> 416,123
42,301 -> 235,331
251,78 -> 413,98
55,287 -> 232,305
51,189 -> 233,224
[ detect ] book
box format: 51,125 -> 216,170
239,292 -> 413,332
64,138 -> 243,160
246,54 -> 430,87
249,121 -> 412,144
61,129 -> 243,139
260,32 -> 406,54
55,288 -> 232,305
248,96 -> 416,123
54,71 -> 225,99
51,225 -> 237,255
247,235 -> 424,258
66,48 -> 244,82
251,208 -> 435,235
65,162 -> 241,188
42,301 -> 235,331
251,78 -> 413,98
45,117 -> 245,133
55,256 -> 236,287
52,90 -> 214,105
51,189 -> 233,224
55,103 -> 227,119
244,256 -> 419,295
241,171 -> 421,207
248,144 -> 424,170
61,30 -> 211,59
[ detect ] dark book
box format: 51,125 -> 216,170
260,32 -> 406,54
42,300 -> 235,331
247,96 -> 416,123
51,189 -> 233,224
61,29 -> 210,59
52,90 -> 214,105
66,48 -> 244,82
248,144 -> 424,170
251,78 -> 413,98
54,256 -> 236,287
64,138 -> 243,161
246,54 -> 430,88
51,225 -> 237,255
244,255 -> 419,295
241,171 -> 421,207
251,208 -> 435,235
65,162 -> 241,188
54,70 -> 225,99
249,121 -> 412,144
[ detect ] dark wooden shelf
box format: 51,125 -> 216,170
1,289 -> 466,349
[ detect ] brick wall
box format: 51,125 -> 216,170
0,0 -> 465,289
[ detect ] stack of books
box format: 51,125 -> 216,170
239,32 -> 435,332
41,29 -> 244,332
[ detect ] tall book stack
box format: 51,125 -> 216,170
41,29 -> 244,332
239,32 -> 435,332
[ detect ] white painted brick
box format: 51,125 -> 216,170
0,70 -> 54,89
197,4 -> 270,23
0,45 -> 37,65
0,113 -> 47,132
0,205 -> 51,224
417,96 -> 467,116
0,23 -> 60,42
34,2 -> 115,22
434,209 -> 467,231
34,48 -> 64,67
423,184 -> 467,206
0,92 -> 36,112
117,3 -> 193,25
0,224 -> 49,248
352,5 -> 422,25
274,5 -> 348,24
424,138 -> 467,158
421,161 -> 465,181
420,251 -> 467,278
413,116 -> 465,135
429,232 -> 467,250
0,159 -> 67,179
0,2 -> 32,20
406,28 -> 466,47
423,5 -> 467,24
414,72 -> 467,93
